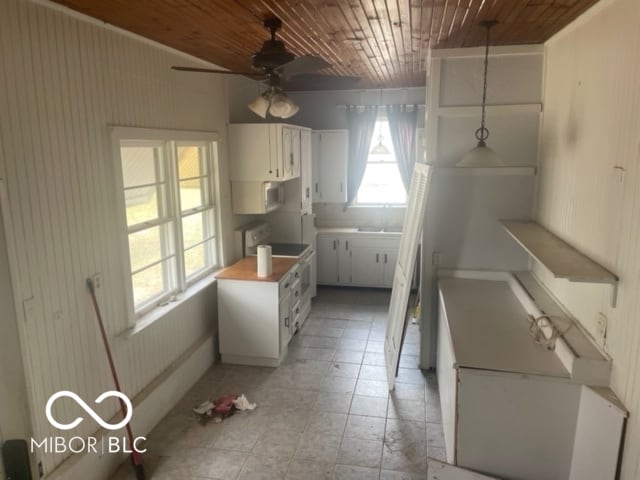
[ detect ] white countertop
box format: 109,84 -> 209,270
439,277 -> 570,378
316,226 -> 402,236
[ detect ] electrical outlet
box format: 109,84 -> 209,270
596,312 -> 608,344
92,272 -> 102,289
432,251 -> 442,266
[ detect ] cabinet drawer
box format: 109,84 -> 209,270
289,263 -> 301,283
279,273 -> 292,299
291,278 -> 302,303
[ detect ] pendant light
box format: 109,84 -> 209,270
457,20 -> 504,167
370,90 -> 390,154
370,129 -> 391,154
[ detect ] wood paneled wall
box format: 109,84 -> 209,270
537,0 -> 640,477
0,0 -> 234,475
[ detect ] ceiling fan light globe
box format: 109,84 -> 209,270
456,143 -> 504,167
248,94 -> 270,118
269,93 -> 294,118
279,103 -> 299,119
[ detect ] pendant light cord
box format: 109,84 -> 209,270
480,23 -> 490,140
476,20 -> 495,145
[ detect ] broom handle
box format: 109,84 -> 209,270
86,278 -> 138,456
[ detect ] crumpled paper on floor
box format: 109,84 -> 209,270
192,400 -> 215,416
233,394 -> 257,411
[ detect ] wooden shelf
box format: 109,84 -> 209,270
501,220 -> 618,284
433,166 -> 536,177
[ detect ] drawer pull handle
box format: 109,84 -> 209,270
295,272 -> 299,278
384,253 -> 388,264
284,282 -> 290,288
295,291 -> 299,297
285,316 -> 290,327
296,308 -> 300,314
376,253 -> 379,263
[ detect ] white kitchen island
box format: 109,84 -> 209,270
217,256 -> 302,367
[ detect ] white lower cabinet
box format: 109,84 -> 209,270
350,237 -> 398,288
218,261 -> 307,367
316,234 -> 352,285
437,274 -> 627,480
317,231 -> 400,288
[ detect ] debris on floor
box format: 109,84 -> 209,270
192,400 -> 215,416
192,394 -> 257,423
233,394 -> 256,411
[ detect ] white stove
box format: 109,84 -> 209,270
239,221 -> 312,259
235,220 -> 317,302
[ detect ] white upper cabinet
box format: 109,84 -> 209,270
311,130 -> 348,203
229,123 -> 303,181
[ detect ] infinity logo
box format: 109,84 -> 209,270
45,391 -> 133,431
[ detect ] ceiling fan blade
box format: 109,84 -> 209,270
282,73 -> 361,91
172,66 -> 265,77
274,55 -> 331,79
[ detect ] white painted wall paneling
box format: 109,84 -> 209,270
536,0 -> 640,477
0,0 -> 236,474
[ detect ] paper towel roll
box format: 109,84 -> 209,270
257,245 -> 272,277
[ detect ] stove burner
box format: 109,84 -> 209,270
267,242 -> 310,257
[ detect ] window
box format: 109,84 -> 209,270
356,119 -> 407,205
113,128 -> 220,319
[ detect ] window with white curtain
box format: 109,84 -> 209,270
355,118 -> 407,205
113,128 -> 220,319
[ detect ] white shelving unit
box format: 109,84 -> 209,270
501,220 -> 619,305
432,166 -> 536,176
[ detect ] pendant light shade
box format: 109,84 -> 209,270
458,143 -> 503,167
457,21 -> 504,167
370,135 -> 391,155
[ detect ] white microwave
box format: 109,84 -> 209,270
231,181 -> 284,214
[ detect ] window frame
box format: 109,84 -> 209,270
354,117 -> 408,207
112,127 -> 221,324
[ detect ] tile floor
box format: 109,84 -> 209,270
111,287 -> 445,480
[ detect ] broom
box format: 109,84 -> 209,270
86,278 -> 145,480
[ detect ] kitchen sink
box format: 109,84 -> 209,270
356,226 -> 403,233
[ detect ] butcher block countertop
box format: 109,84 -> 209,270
216,256 -> 297,282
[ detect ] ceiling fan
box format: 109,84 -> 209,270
172,17 -> 360,119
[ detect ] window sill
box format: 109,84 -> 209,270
117,275 -> 217,339
349,204 -> 407,209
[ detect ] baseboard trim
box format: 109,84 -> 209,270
47,334 -> 216,480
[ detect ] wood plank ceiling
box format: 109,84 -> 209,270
51,0 -> 600,89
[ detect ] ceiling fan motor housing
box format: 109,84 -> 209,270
251,40 -> 295,71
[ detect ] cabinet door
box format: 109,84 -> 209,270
300,129 -> 312,213
291,128 -> 301,179
229,124 -> 279,181
382,247 -> 398,288
311,131 -> 322,202
317,235 -> 338,284
279,294 -> 292,356
282,127 -> 294,179
351,246 -> 383,286
319,131 -> 348,203
337,237 -> 352,285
